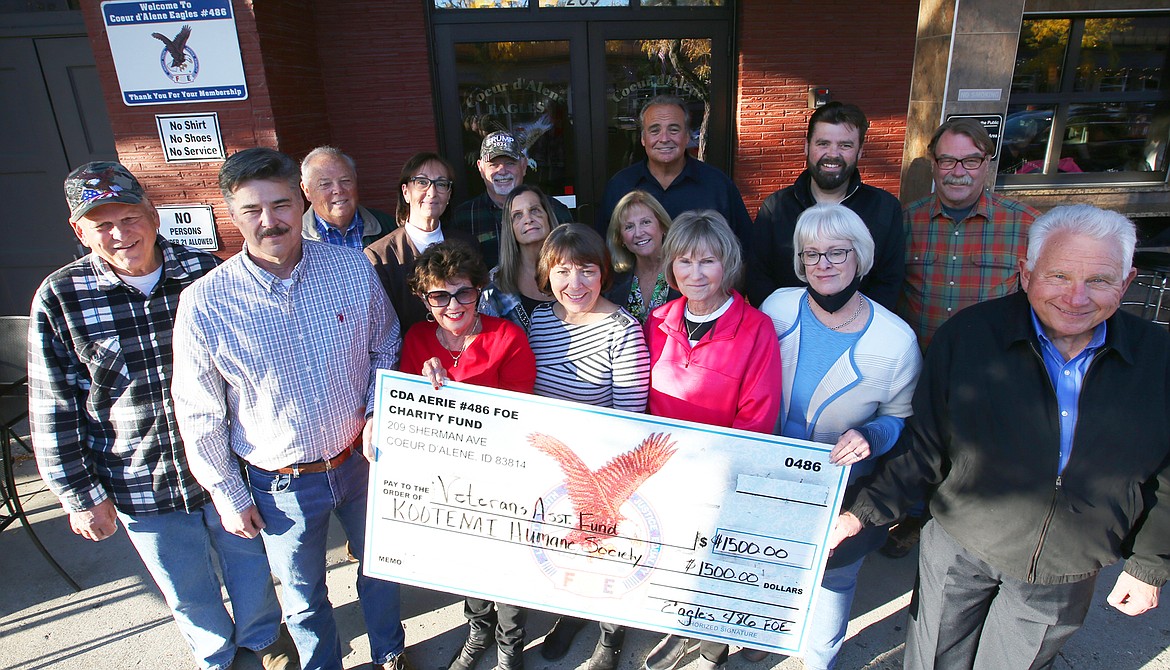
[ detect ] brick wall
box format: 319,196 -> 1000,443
81,0 -> 434,256
308,0 -> 438,216
81,1 -> 278,254
735,0 -> 919,214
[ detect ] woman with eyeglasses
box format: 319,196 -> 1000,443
480,185 -> 565,333
758,203 -> 921,670
399,240 -> 536,670
366,152 -> 470,334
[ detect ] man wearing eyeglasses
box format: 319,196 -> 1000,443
747,102 -> 904,310
900,117 -> 1040,351
300,146 -> 395,249
172,147 -> 410,670
451,131 -> 572,268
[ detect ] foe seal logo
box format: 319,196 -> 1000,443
152,24 -> 199,84
527,432 -> 676,596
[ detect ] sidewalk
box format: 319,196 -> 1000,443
2,446 -> 1168,670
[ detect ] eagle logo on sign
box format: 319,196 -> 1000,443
152,25 -> 199,84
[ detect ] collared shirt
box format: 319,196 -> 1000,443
172,240 -> 401,514
29,239 -> 222,515
451,191 -> 572,269
899,190 -> 1039,350
597,156 -> 753,244
313,210 -> 366,250
1031,309 -> 1106,474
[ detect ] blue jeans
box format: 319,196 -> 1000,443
247,453 -> 404,670
119,504 -> 283,670
802,555 -> 867,670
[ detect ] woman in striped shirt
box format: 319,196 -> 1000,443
528,223 -> 650,670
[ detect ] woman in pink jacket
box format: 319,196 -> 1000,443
642,210 -> 783,670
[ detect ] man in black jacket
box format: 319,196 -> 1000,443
829,204 -> 1168,669
746,102 -> 903,308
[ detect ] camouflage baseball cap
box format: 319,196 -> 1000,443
64,162 -> 146,222
480,131 -> 522,162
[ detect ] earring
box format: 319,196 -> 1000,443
425,312 -> 436,322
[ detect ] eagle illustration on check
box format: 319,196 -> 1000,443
528,432 -> 677,545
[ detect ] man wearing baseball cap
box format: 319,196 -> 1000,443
451,131 -> 572,267
28,162 -> 295,670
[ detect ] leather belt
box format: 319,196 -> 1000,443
274,440 -> 359,475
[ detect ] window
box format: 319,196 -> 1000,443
1000,14 -> 1170,186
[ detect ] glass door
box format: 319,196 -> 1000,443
433,15 -> 730,224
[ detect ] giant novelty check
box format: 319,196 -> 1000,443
365,371 -> 849,656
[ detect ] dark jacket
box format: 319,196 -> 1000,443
850,291 -> 1170,587
363,227 -> 475,335
301,204 -> 394,248
747,169 -> 904,310
604,269 -> 682,322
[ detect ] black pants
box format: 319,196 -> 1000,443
465,598 -> 528,654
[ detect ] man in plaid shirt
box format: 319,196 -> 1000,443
899,117 -> 1040,351
29,162 -> 294,670
887,118 -> 1041,559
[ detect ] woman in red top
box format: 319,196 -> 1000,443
400,240 -> 536,670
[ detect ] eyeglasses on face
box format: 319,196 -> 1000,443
798,248 -> 854,266
408,176 -> 454,193
934,155 -> 986,170
423,286 -> 480,307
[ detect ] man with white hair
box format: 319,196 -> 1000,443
300,145 -> 394,249
831,204 -> 1169,669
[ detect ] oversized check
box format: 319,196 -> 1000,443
365,370 -> 849,656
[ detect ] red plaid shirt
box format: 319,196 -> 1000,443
898,190 -> 1039,350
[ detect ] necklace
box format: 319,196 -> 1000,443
439,317 -> 481,368
810,294 -> 864,331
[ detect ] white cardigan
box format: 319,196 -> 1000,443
760,288 -> 922,455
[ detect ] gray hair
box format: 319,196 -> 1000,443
1026,204 -> 1136,274
219,147 -> 300,203
639,94 -> 690,130
662,210 -> 743,294
792,203 -> 875,282
301,146 -> 357,176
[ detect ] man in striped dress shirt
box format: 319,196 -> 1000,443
172,148 -> 407,670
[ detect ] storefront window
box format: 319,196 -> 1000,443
1000,15 -> 1170,185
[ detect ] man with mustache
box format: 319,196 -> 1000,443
597,95 -> 752,247
451,131 -> 571,268
900,117 -> 1040,351
172,148 -> 409,670
300,145 -> 394,249
882,118 -> 1040,560
746,102 -> 904,309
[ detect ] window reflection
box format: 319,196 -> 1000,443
1012,19 -> 1069,94
455,41 -> 574,199
604,38 -> 712,178
1003,14 -> 1170,182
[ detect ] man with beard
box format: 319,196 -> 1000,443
899,117 -> 1039,350
451,131 -> 571,268
597,95 -> 752,246
746,102 -> 903,309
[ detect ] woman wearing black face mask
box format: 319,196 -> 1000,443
758,203 -> 922,670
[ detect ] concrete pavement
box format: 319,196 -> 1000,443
2,445 -> 1169,670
